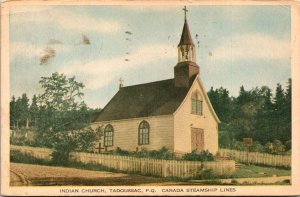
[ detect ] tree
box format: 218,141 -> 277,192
29,95 -> 39,127
20,94 -> 30,128
36,72 -> 96,164
38,72 -> 85,111
282,78 -> 292,145
10,96 -> 17,129
253,86 -> 274,144
207,87 -> 232,123
273,83 -> 287,142
13,94 -> 30,129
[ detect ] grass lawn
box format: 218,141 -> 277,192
232,164 -> 291,178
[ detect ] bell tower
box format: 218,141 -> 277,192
174,6 -> 199,87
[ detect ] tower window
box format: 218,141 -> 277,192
104,124 -> 114,147
184,49 -> 189,60
191,92 -> 203,115
138,121 -> 150,145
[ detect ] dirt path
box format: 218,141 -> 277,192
10,170 -> 29,186
10,163 -> 179,186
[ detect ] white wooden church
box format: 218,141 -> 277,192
91,7 -> 220,154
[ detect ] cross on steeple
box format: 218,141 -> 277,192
183,6 -> 188,20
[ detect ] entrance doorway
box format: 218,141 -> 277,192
191,128 -> 204,152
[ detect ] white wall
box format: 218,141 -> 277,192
91,115 -> 174,152
174,77 -> 219,154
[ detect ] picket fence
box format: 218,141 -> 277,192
70,152 -> 235,178
218,148 -> 291,168
11,145 -> 235,178
11,145 -> 52,161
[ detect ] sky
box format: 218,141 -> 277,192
9,5 -> 291,108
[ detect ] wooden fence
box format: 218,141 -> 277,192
218,148 -> 291,168
70,152 -> 235,178
11,145 -> 235,178
11,145 -> 52,161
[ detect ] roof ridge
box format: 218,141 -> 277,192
123,78 -> 174,88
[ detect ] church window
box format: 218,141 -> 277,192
104,124 -> 114,147
138,121 -> 150,145
192,92 -> 203,115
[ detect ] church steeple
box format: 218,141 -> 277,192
174,6 -> 199,88
177,6 -> 196,63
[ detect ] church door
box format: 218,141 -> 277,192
191,128 -> 204,152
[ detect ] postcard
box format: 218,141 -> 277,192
1,0 -> 300,196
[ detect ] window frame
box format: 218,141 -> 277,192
138,120 -> 150,145
104,124 -> 114,147
191,91 -> 203,115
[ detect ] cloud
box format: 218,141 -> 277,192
211,33 -> 290,62
61,44 -> 176,90
10,41 -> 72,60
10,6 -> 122,34
59,16 -> 121,33
10,42 -> 44,58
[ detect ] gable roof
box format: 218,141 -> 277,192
174,75 -> 221,123
93,78 -> 193,122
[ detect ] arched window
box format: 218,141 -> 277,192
192,92 -> 203,115
104,124 -> 114,147
138,121 -> 150,145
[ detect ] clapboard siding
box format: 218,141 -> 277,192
92,115 -> 174,151
174,78 -> 218,154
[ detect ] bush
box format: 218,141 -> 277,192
114,147 -> 130,155
113,147 -> 176,160
147,147 -> 175,160
51,149 -> 70,165
182,150 -> 214,161
251,141 -> 266,153
265,139 -> 286,154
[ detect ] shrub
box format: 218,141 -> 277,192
182,150 -> 214,161
51,149 -> 70,165
114,147 -> 130,155
113,147 -> 176,160
265,139 -> 286,154
148,147 -> 175,160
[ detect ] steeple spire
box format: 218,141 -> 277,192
178,18 -> 195,47
174,6 -> 199,88
177,6 -> 195,62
